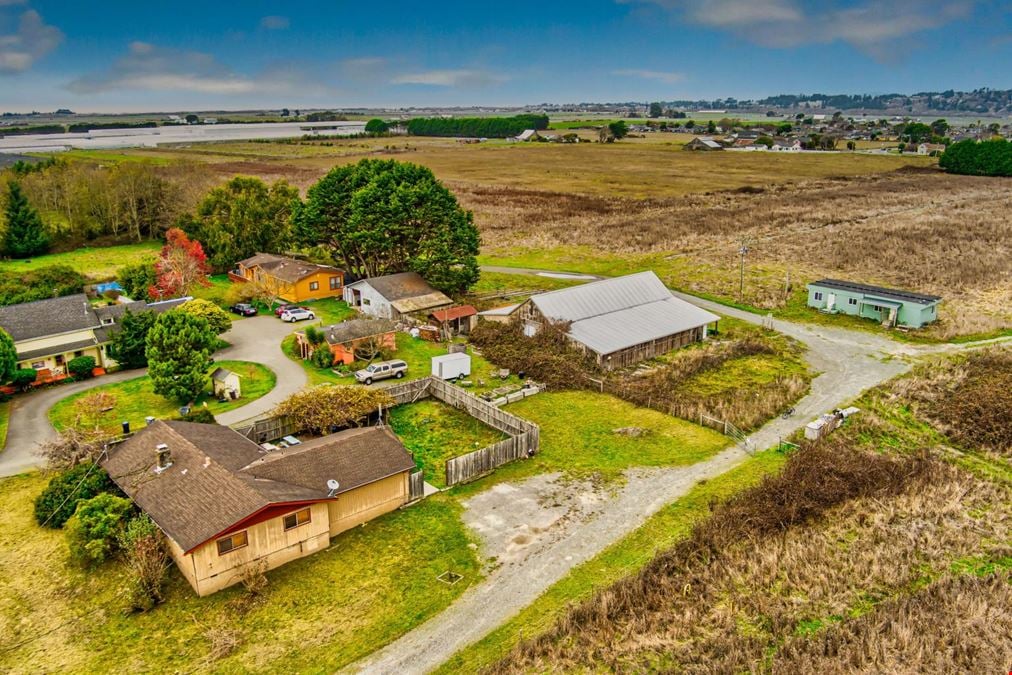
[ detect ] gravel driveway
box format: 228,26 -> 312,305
0,315 -> 305,477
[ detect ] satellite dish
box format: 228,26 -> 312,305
326,478 -> 340,497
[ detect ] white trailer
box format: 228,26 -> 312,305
431,353 -> 471,381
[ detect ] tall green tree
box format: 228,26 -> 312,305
294,159 -> 480,294
609,120 -> 629,139
3,180 -> 49,258
181,177 -> 298,272
117,259 -> 157,300
107,310 -> 157,369
648,102 -> 663,118
178,298 -> 231,334
145,310 -> 216,403
365,118 -> 390,134
0,327 -> 17,383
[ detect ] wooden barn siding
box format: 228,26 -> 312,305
601,326 -> 704,370
385,377 -> 540,485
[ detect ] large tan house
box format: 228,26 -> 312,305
235,253 -> 344,303
103,420 -> 415,596
0,294 -> 187,376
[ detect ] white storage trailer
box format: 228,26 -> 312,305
431,353 -> 471,380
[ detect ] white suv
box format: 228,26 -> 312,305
280,308 -> 315,322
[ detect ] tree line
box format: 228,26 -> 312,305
939,138 -> 1012,176
406,114 -> 549,138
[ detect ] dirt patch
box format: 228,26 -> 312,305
462,473 -> 608,566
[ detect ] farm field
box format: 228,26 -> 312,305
48,361 -> 276,433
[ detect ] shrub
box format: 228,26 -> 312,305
179,298 -> 232,334
33,462 -> 115,528
0,265 -> 85,307
67,355 -> 96,379
939,138 -> 1012,176
12,368 -> 37,390
65,493 -> 133,566
469,319 -> 600,390
36,427 -> 112,471
274,385 -> 394,435
311,346 -> 334,369
117,259 -> 157,300
176,407 -> 217,424
120,515 -> 168,611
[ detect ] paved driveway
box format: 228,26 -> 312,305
0,315 -> 306,477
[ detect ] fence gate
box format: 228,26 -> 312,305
408,470 -> 425,502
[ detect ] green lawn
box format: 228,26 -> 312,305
189,274 -> 234,308
479,390 -> 730,485
0,400 -> 9,453
389,400 -> 505,487
48,360 -> 276,433
435,450 -> 787,673
0,242 -> 161,281
300,297 -> 356,325
0,474 -> 480,673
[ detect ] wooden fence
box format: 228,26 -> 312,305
233,415 -> 298,445
385,377 -> 540,485
408,470 -> 425,502
700,413 -> 753,454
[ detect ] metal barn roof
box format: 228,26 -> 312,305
530,272 -> 720,355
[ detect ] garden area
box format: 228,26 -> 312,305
48,360 -> 275,433
389,400 -> 505,488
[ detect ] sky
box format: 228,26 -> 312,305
1,0 -> 1011,112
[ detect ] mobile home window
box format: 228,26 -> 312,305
216,531 -> 248,555
283,508 -> 312,531
329,276 -> 340,290
813,292 -> 823,301
848,297 -> 858,306
309,281 -> 319,291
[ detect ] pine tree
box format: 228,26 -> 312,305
145,310 -> 217,404
0,328 -> 17,383
3,181 -> 49,258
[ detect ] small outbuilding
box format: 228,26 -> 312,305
430,305 -> 477,336
343,272 -> 452,320
684,137 -> 724,151
211,367 -> 242,400
297,319 -> 397,365
806,279 -> 942,328
477,303 -> 523,324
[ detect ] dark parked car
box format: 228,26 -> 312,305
230,303 -> 257,317
274,303 -> 307,317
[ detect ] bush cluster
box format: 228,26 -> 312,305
33,462 -> 116,528
0,265 -> 86,307
407,114 -> 549,138
939,138 -> 1012,176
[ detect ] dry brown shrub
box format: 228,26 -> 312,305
35,427 -> 113,471
775,574 -> 1012,674
487,438 -> 1008,674
205,627 -> 241,661
469,319 -> 601,389
227,560 -> 269,615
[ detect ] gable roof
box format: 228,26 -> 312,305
0,294 -> 98,342
478,303 -> 522,317
431,305 -> 477,322
808,279 -> 941,306
347,272 -> 453,313
103,421 -> 413,553
529,272 -> 720,355
237,253 -> 342,284
318,318 -> 396,345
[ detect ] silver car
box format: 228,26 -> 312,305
280,308 -> 315,322
354,360 -> 408,385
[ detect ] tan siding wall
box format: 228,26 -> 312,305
187,502 -> 331,596
165,535 -> 199,592
328,472 -> 408,537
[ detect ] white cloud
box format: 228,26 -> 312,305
623,0 -> 975,58
390,68 -> 507,87
65,41 -> 328,97
0,8 -> 63,74
612,68 -> 686,84
259,15 -> 289,30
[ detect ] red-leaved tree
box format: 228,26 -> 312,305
149,228 -> 211,299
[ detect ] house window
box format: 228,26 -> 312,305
309,281 -> 319,291
31,361 -> 45,370
814,292 -> 823,301
283,508 -> 312,531
216,531 -> 248,555
101,317 -> 114,325
848,298 -> 858,306
329,276 -> 341,290
74,351 -> 83,358
362,298 -> 371,306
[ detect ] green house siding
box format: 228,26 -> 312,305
806,283 -> 940,328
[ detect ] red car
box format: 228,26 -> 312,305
274,304 -> 309,317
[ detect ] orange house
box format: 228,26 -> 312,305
296,319 -> 398,365
235,253 -> 344,303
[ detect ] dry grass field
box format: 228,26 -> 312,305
61,135 -> 1010,338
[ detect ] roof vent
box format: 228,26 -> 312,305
154,443 -> 172,473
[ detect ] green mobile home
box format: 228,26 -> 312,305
806,279 -> 941,329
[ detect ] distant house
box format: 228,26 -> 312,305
518,272 -> 720,370
918,142 -> 946,155
102,421 -> 415,596
296,318 -> 397,365
513,129 -> 539,142
343,272 -> 452,320
430,305 -> 477,336
806,279 -> 942,329
684,137 -> 723,151
0,294 -> 188,376
770,138 -> 803,152
235,254 -> 344,303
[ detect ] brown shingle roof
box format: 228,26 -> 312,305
237,253 -> 342,284
0,294 -> 97,341
319,318 -> 396,346
103,421 -> 413,552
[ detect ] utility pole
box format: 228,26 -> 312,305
738,240 -> 750,303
